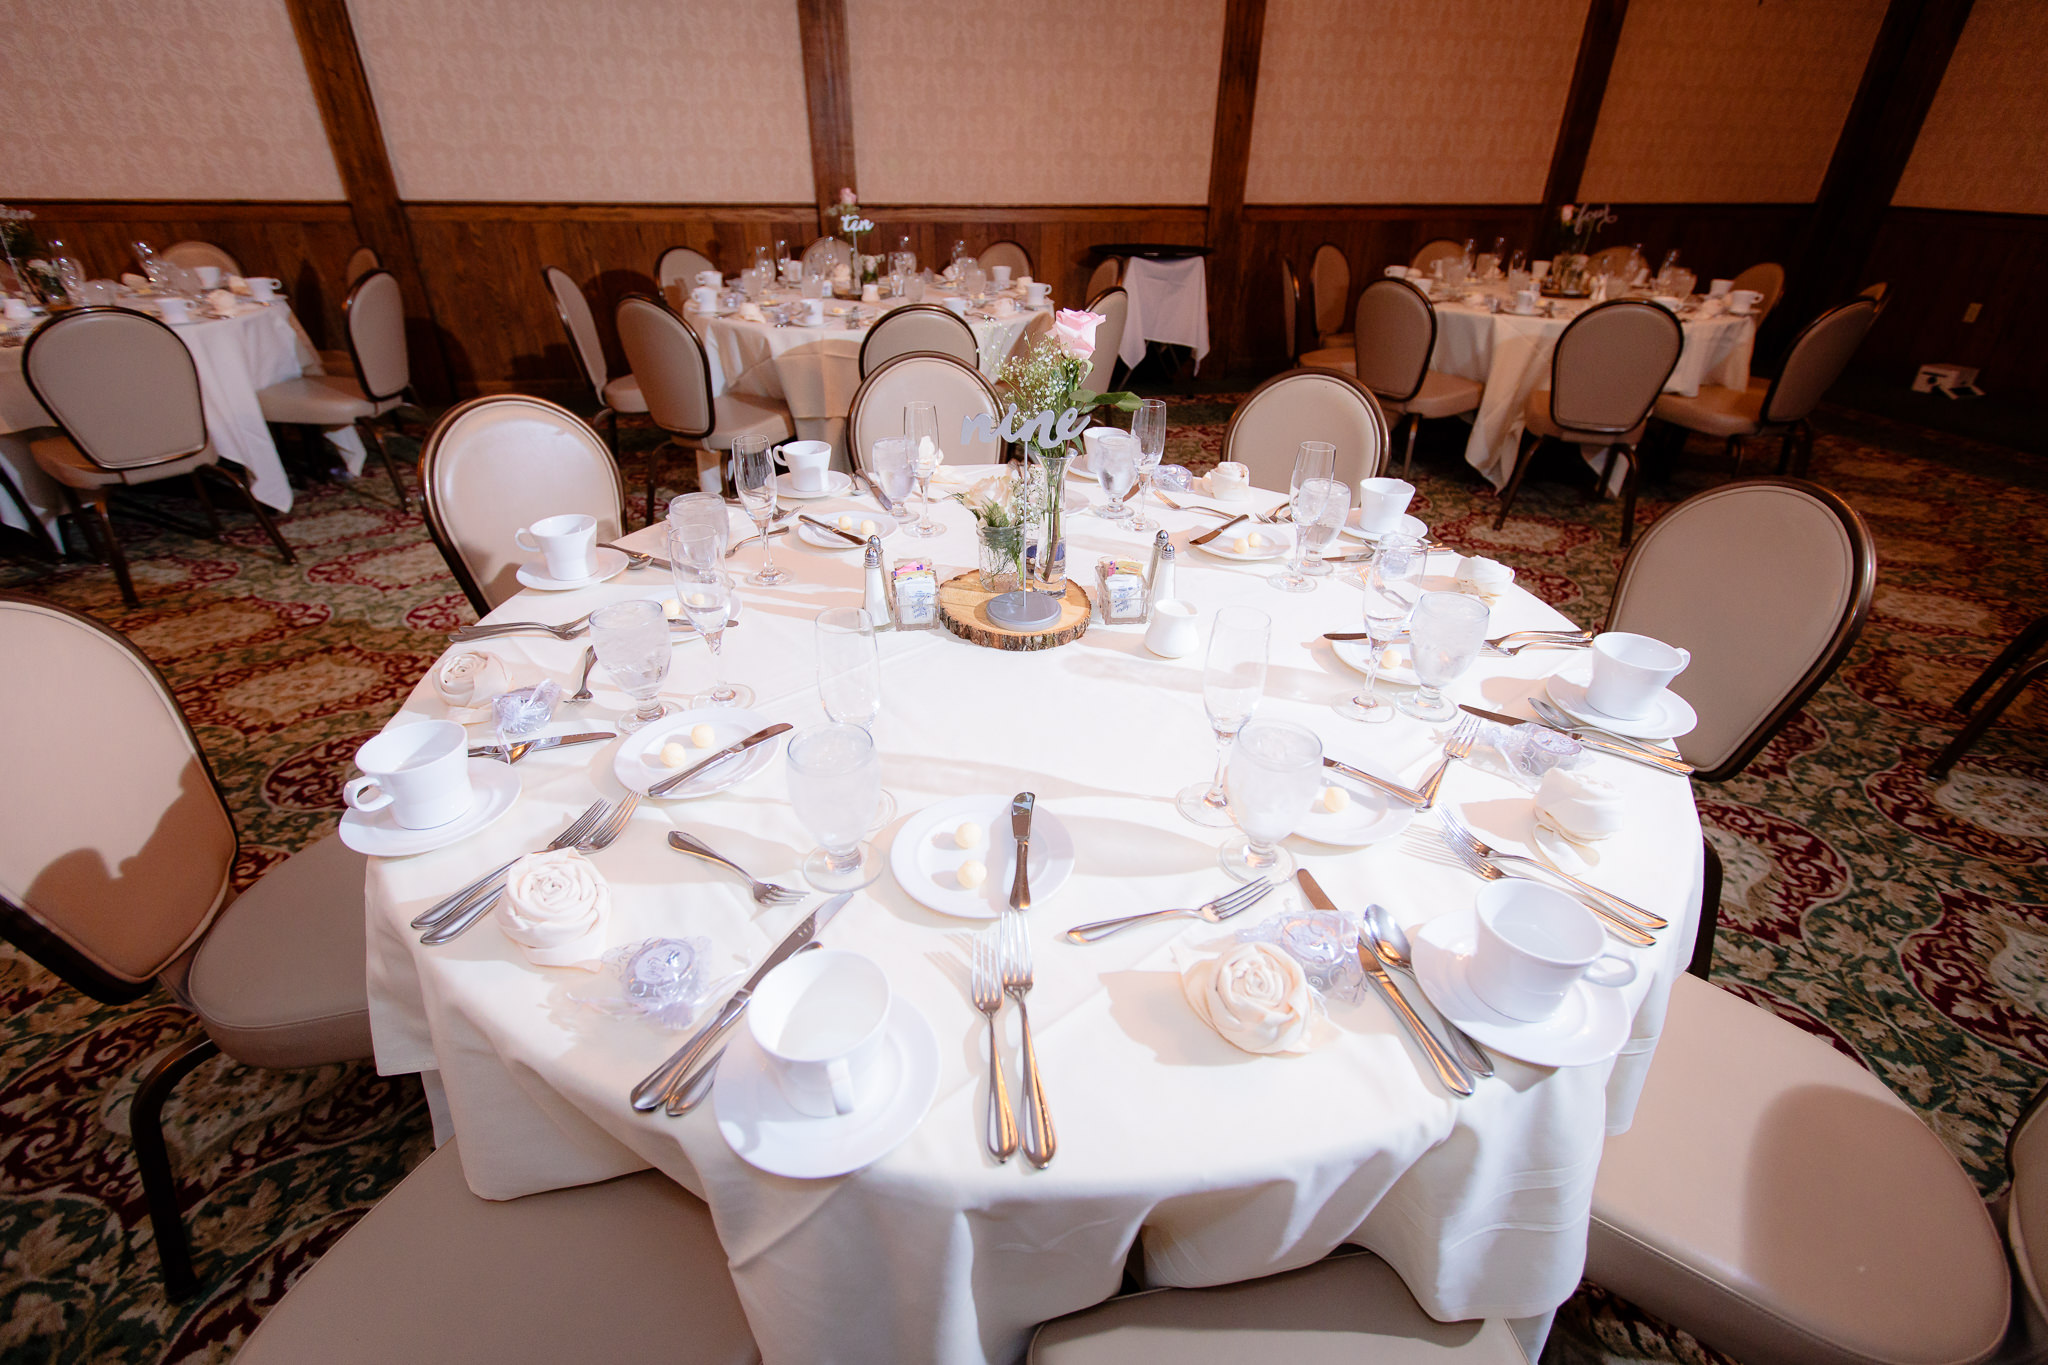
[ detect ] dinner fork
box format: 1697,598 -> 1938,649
1154,492 -> 1237,519
1000,912 -> 1055,1168
1440,809 -> 1667,931
973,930 -> 1020,1163
421,796 -> 640,945
449,616 -> 591,643
1527,696 -> 1685,760
1063,879 -> 1275,943
1433,815 -> 1658,947
1414,716 -> 1481,808
666,831 -> 806,906
410,799 -> 608,929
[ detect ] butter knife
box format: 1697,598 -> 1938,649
468,731 -> 615,760
1188,513 -> 1251,547
1323,755 -> 1429,808
1009,792 -> 1035,911
798,513 -> 868,546
648,722 -> 793,797
1456,704 -> 1694,775
1297,870 -> 1473,1097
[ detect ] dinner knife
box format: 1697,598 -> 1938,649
648,722 -> 793,797
856,470 -> 906,516
663,941 -> 826,1115
1322,755 -> 1429,808
631,893 -> 853,1113
1456,704 -> 1695,775
1009,792 -> 1036,911
798,513 -> 869,546
467,732 -> 615,760
1296,871 -> 1473,1098
1188,513 -> 1251,547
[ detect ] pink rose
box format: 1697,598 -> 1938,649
1559,203 -> 1575,223
839,187 -> 857,205
1053,308 -> 1103,359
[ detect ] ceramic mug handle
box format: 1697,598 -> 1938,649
1586,953 -> 1638,989
513,527 -> 540,552
826,1058 -> 857,1115
1672,647 -> 1692,669
343,776 -> 393,813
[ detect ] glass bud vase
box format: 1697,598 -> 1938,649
977,523 -> 1026,593
1031,447 -> 1071,597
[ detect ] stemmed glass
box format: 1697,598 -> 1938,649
589,600 -> 674,731
1336,534 -> 1425,723
786,723 -> 883,891
1400,591 -> 1489,722
675,568 -> 752,707
904,403 -> 943,536
731,434 -> 791,586
666,491 -> 730,572
1220,721 -> 1323,881
1177,606 -> 1271,827
816,606 -> 895,826
1271,477 -> 1349,593
1092,431 -> 1138,525
1130,398 -> 1167,533
871,436 -> 915,516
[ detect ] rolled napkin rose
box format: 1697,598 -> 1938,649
1053,308 -> 1102,359
226,275 -> 251,295
121,271 -> 149,289
432,650 -> 512,720
830,263 -> 853,288
1534,767 -> 1628,846
1181,941 -> 1319,1055
1454,555 -> 1515,604
496,848 -> 612,968
738,302 -> 767,323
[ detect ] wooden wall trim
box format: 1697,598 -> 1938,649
797,0 -> 856,233
8,200 -> 354,222
1542,0 -> 1630,214
404,203 -> 815,224
1247,203 -> 1543,222
1204,0 -> 1268,373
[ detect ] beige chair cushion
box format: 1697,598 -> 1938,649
848,354 -> 1000,475
316,349 -> 354,376
1385,370 -> 1483,420
232,1139 -> 760,1365
257,374 -> 396,427
1589,974 -> 2009,1365
31,432 -> 215,490
603,373 -> 648,414
186,832 -> 373,1070
704,390 -> 794,452
860,305 -> 979,376
1029,1251 -> 1527,1364
1317,330 -> 1355,349
2011,1089 -> 2048,1325
1653,379 -> 1766,438
1523,388 -> 1646,447
1301,347 -> 1354,372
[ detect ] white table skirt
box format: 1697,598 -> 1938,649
363,475 -> 1700,1365
1431,301 -> 1753,488
1118,256 -> 1211,372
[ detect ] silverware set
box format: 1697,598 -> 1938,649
448,615 -> 741,643
1458,703 -> 1694,774
468,731 -> 614,763
995,911 -> 1054,1167
413,795 -> 639,944
1433,810 -> 1662,947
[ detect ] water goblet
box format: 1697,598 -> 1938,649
1177,606 -> 1271,827
1220,721 -> 1323,881
904,403 -> 943,537
1400,591 -> 1489,722
786,722 -> 883,891
1093,432 -> 1139,525
872,436 -> 916,511
590,599 -> 674,731
675,568 -> 752,707
1336,534 -> 1424,723
816,606 -> 896,826
731,434 -> 791,586
1270,477 -> 1348,593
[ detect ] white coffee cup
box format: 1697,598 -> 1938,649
775,439 -> 833,492
2,298 -> 31,321
1355,476 -> 1415,534
990,296 -> 1016,318
1513,288 -> 1540,315
343,720 -> 473,830
193,266 -> 223,290
245,277 -> 279,303
514,512 -> 598,582
1531,260 -> 1551,282
747,949 -> 892,1118
1209,461 -> 1250,499
1025,281 -> 1051,306
1144,599 -> 1200,658
991,265 -> 1011,288
696,270 -> 723,289
861,282 -> 881,303
1468,882 -> 1636,1022
803,296 -> 826,325
1726,289 -> 1762,316
691,285 -> 717,311
941,296 -> 969,316
1586,631 -> 1691,719
155,297 -> 192,324
1708,278 -> 1733,299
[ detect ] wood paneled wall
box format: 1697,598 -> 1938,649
1860,206 -> 2048,399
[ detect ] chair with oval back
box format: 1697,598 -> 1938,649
162,239 -> 243,277
1494,299 -> 1683,547
1730,261 -> 1787,320
1301,279 -> 1483,478
858,304 -> 979,377
978,240 -> 1032,279
847,352 -> 1002,477
0,592 -> 374,1299
1086,256 -> 1121,299
23,307 -> 296,605
1410,238 -> 1463,273
1219,368 -> 1388,491
1082,286 -> 1129,394
999,309 -> 1055,370
1310,242 -> 1352,349
418,395 -> 626,613
543,266 -> 647,455
655,245 -> 718,289
1585,244 -> 1644,280
344,245 -> 380,284
802,237 -> 855,274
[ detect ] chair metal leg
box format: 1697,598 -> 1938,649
207,464 -> 296,566
1689,836 -> 1722,980
130,1032 -> 221,1301
1957,615 -> 2048,714
601,407 -> 619,458
1400,414 -> 1420,478
1725,434 -> 1743,477
1931,654 -> 2048,778
1492,432 -> 1539,530
1615,444 -> 1643,548
189,473 -> 224,541
358,417 -> 409,513
72,490 -> 139,607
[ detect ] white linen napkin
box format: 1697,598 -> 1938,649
1454,555 -> 1515,604
496,849 -> 612,968
432,651 -> 512,721
737,302 -> 767,323
1180,941 -> 1321,1054
1534,768 -> 1627,846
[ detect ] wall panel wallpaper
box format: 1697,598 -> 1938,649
1243,0 -> 1588,206
1578,0 -> 1885,204
846,0 -> 1225,206
1893,0 -> 2048,216
4,0 -> 343,200
346,0 -> 813,203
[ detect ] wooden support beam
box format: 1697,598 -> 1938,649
1204,0 -> 1268,375
1541,0 -> 1630,217
797,0 -> 858,238
284,0 -> 450,398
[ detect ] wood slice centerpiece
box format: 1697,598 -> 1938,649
937,573 -> 1091,651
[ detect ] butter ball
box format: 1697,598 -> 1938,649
955,821 -> 983,849
860,519 -> 878,536
659,741 -> 691,767
690,724 -> 718,748
837,514 -> 856,531
662,597 -> 683,618
956,859 -> 988,889
1232,535 -> 1252,554
1319,785 -> 1350,813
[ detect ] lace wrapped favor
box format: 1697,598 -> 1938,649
1237,906 -> 1370,1005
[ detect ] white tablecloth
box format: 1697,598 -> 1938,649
1118,256 -> 1211,372
362,478 -> 1701,1365
1430,298 -> 1753,488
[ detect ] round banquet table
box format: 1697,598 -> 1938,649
362,472 -> 1703,1365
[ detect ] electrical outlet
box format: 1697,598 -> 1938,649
1964,302 -> 1982,323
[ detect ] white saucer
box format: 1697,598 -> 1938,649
689,303 -> 734,317
613,706 -> 780,798
1409,909 -> 1632,1067
714,996 -> 939,1179
1191,528 -> 1289,561
776,471 -> 854,501
338,759 -> 520,856
515,547 -> 630,592
797,511 -> 896,548
1545,660 -> 1698,740
1331,638 -> 1421,687
889,794 -> 1076,919
1341,511 -> 1428,543
1296,766 -> 1414,846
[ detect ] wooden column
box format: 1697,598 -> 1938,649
797,0 -> 858,236
1541,0 -> 1630,219
1204,0 -> 1268,375
284,0 -> 449,398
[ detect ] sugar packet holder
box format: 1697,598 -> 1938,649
1095,557 -> 1149,624
890,558 -> 941,630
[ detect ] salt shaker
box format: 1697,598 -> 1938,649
861,537 -> 891,628
1150,541 -> 1177,606
1146,529 -> 1169,584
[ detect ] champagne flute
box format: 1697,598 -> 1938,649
786,723 -> 883,891
1336,534 -> 1425,723
1400,591 -> 1488,722
589,600 -> 674,731
676,568 -> 752,707
1130,398 -> 1166,533
904,402 -> 943,537
1271,477 -> 1348,593
1220,721 -> 1323,881
731,435 -> 791,586
816,606 -> 896,826
1177,606 -> 1271,827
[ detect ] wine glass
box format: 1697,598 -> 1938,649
1336,534 -> 1425,723
1177,606 -> 1271,827
731,435 -> 791,586
1130,398 -> 1167,532
904,403 -> 943,537
1092,431 -> 1138,525
1220,721 -> 1323,881
871,436 -> 915,514
675,568 -> 752,707
1271,477 -> 1348,593
589,600 -> 674,731
786,723 -> 883,891
1400,591 -> 1488,722
816,606 -> 896,826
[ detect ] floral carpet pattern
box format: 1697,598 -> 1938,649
1,401 -> 2044,1365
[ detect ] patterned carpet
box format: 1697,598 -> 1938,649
1,398 -> 2043,1365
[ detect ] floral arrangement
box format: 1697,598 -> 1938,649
829,187 -> 874,278
1555,202 -> 1616,257
953,467 -> 1024,529
994,310 -> 1140,452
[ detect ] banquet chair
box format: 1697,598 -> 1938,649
802,237 -> 854,274
1929,614 -> 2048,778
255,268 -> 416,511
231,1140 -> 760,1365
1082,285 -> 1129,394
1730,261 -> 1787,320
0,593 -> 374,1300
655,244 -> 718,288
848,352 -> 1002,475
1410,238 -> 1463,273
1653,297 -> 1878,478
859,303 -> 979,377
979,240 -> 1033,279
1585,244 -> 1643,280
544,265 -> 647,454
344,245 -> 380,284
419,394 -> 625,613
162,240 -> 242,277
1028,1249 -> 1528,1363
1493,299 -> 1682,547
1306,279 -> 1482,478
614,294 -> 793,518
21,307 -> 297,607
1310,242 -> 1353,349
1087,256 -> 1121,299
1001,309 -> 1055,368
1219,368 -> 1388,490
1859,280 -> 1890,309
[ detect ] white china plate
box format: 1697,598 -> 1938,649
1545,659 -> 1699,740
797,512 -> 896,549
1331,638 -> 1421,687
889,794 -> 1075,919
1190,528 -> 1290,561
1409,909 -> 1632,1067
1295,765 -> 1415,846
776,471 -> 854,501
1340,511 -> 1428,543
514,547 -> 630,592
688,303 -> 734,316
714,996 -> 939,1179
612,706 -> 780,798
338,759 -> 519,857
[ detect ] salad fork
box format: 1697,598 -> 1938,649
421,796 -> 640,944
449,615 -> 591,643
600,541 -> 671,571
1527,696 -> 1685,760
1436,810 -> 1664,941
1064,879 -> 1275,943
666,831 -> 806,906
1414,716 -> 1481,807
410,799 -> 607,929
972,931 -> 1019,1163
1000,913 -> 1055,1168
